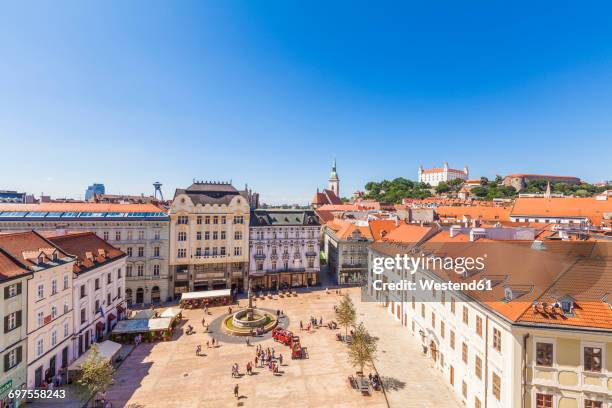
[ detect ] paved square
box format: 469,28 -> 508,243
106,289 -> 459,408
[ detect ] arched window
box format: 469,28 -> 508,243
126,288 -> 133,306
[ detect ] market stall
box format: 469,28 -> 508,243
67,340 -> 122,382
110,317 -> 174,343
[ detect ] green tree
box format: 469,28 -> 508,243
494,175 -> 503,185
335,294 -> 356,340
471,186 -> 488,197
435,181 -> 450,194
78,344 -> 115,402
480,177 -> 489,186
347,322 -> 378,374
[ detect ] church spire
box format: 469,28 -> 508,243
328,158 -> 340,197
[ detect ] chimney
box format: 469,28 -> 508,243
470,228 -> 486,242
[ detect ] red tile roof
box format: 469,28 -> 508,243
48,232 -> 126,274
511,197 -> 612,225
0,231 -> 71,268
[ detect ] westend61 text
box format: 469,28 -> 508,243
371,278 -> 493,292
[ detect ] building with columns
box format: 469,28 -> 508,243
168,181 -> 251,298
418,162 -> 469,187
248,209 -> 321,290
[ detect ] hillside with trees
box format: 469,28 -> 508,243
364,178 -> 432,203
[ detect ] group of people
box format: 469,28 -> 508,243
133,334 -> 143,345
299,316 -> 323,332
368,373 -> 382,391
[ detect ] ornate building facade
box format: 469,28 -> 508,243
248,209 -> 320,290
169,181 -> 251,297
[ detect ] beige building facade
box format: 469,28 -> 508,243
0,203 -> 170,306
169,182 -> 250,297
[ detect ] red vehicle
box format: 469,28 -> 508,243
272,328 -> 294,345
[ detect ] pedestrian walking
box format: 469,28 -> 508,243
206,341 -> 210,348
196,345 -> 201,356
300,320 -> 303,330
234,384 -> 239,398
279,354 -> 283,365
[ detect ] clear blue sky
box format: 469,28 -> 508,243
1,1 -> 611,204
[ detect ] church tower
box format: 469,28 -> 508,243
328,158 -> 340,197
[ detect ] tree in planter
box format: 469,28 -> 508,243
347,322 -> 378,375
78,344 -> 115,404
335,294 -> 356,341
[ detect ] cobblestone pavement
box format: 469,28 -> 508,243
101,286 -> 460,408
105,290 -> 387,408
348,288 -> 462,408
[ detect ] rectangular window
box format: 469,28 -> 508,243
81,308 -> 86,323
139,230 -> 145,240
137,264 -> 144,276
221,216 -> 226,224
103,231 -> 109,241
63,275 -> 68,290
51,280 -> 57,295
493,328 -> 502,352
107,292 -> 111,306
475,397 -> 481,408
127,231 -> 133,241
205,216 -> 210,224
220,231 -> 226,240
476,316 -> 482,337
440,321 -> 445,339
196,231 -> 202,240
37,311 -> 44,327
451,297 -> 455,314
421,304 -> 425,318
212,231 -> 218,240
584,401 -> 603,408
115,231 -> 121,241
462,381 -> 467,398
153,265 -> 160,276
431,312 -> 436,329
51,330 -> 57,346
475,355 -> 482,379
64,322 -> 69,337
536,342 -> 553,367
197,216 -> 202,224
95,279 -> 100,290
584,347 -> 602,372
462,342 -> 468,363
80,285 -> 86,298
37,284 -> 44,299
463,306 -> 469,324
235,231 -> 242,240
177,216 -> 188,225
536,393 -> 552,408
154,246 -> 160,257
138,247 -> 144,257
126,265 -> 133,276
5,346 -> 22,370
450,331 -> 455,350
492,372 -> 500,400
213,216 -> 218,224
234,247 -> 242,256
127,247 -> 133,257
107,273 -> 111,284
233,216 -> 244,224
36,338 -> 44,357
178,232 -> 187,241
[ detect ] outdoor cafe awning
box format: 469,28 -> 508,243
160,307 -> 181,319
180,289 -> 231,301
68,340 -> 122,371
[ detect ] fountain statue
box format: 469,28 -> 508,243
222,279 -> 277,336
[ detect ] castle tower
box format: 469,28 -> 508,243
328,158 -> 340,197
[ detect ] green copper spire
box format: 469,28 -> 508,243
329,158 -> 339,180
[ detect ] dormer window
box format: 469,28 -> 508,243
38,254 -> 45,264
